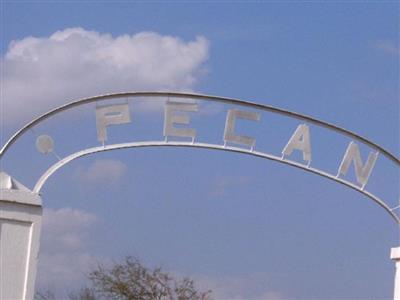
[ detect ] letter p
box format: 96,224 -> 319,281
96,103 -> 131,143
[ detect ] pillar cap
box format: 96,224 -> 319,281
391,247 -> 400,260
0,172 -> 41,206
0,171 -> 30,191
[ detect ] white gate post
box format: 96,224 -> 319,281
0,172 -> 42,300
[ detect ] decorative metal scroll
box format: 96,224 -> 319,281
1,92 -> 399,224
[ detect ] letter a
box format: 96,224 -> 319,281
282,124 -> 312,162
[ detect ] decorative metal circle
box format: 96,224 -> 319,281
36,135 -> 54,154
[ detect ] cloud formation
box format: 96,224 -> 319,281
37,207 -> 286,298
212,175 -> 252,196
74,159 -> 127,187
2,28 -> 209,125
376,40 -> 399,55
40,207 -> 98,252
37,208 -> 100,294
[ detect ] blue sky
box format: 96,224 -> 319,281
1,2 -> 399,299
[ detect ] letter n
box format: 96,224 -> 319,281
338,141 -> 378,187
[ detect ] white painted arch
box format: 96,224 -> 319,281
33,140 -> 399,224
1,92 -> 400,299
1,92 -> 399,224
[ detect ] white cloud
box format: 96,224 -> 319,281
74,159 -> 127,187
40,207 -> 98,252
212,175 -> 252,196
376,40 -> 399,55
37,208 -> 100,294
36,252 -> 97,295
2,28 -> 209,125
37,207 -> 286,298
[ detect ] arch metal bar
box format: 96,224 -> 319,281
1,92 -> 399,165
33,141 -> 400,224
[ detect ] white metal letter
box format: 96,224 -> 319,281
164,102 -> 198,140
338,141 -> 378,187
282,124 -> 312,162
96,104 -> 131,143
223,109 -> 260,148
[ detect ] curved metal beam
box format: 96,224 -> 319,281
1,92 -> 399,165
33,141 -> 400,225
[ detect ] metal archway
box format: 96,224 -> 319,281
1,92 -> 399,224
32,141 -> 398,223
1,92 -> 399,164
1,92 -> 400,300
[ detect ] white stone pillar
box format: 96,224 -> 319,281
0,172 -> 42,300
392,247 -> 400,300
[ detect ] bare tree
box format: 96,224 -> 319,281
68,287 -> 97,300
36,257 -> 212,300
